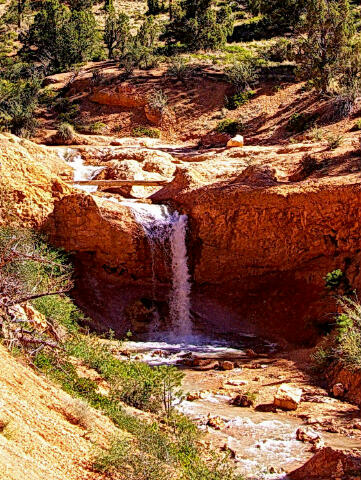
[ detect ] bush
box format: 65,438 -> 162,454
32,295 -> 82,333
148,89 -> 168,112
62,397 -> 95,430
216,118 -> 243,135
166,57 -> 193,82
0,76 -> 41,137
326,133 -> 344,150
93,437 -> 169,480
77,121 -> 108,134
132,126 -> 161,138
265,38 -> 294,63
225,61 -> 257,92
225,90 -> 255,110
286,112 -> 317,133
57,122 -> 76,141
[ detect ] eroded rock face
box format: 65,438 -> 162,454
0,134 -> 72,227
289,447 -> 361,479
90,85 -> 147,108
153,167 -> 361,343
327,363 -> 361,407
46,193 -> 149,283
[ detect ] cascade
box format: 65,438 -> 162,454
60,148 -> 193,339
58,148 -> 105,193
122,201 -> 193,340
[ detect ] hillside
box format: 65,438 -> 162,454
2,0 -> 361,479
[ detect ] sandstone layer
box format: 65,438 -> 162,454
152,165 -> 361,343
0,134 -> 72,227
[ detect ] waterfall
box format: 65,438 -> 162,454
59,147 -> 192,340
123,201 -> 193,340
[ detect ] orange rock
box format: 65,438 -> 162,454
0,134 -> 72,227
274,384 -> 302,411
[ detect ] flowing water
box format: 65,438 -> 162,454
60,148 -> 193,340
121,201 -> 193,341
58,148 -> 105,193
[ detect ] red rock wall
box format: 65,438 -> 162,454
170,175 -> 361,343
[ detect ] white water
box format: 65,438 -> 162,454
122,200 -> 193,340
59,148 -> 105,193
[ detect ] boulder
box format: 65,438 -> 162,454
200,132 -> 231,148
296,427 -> 324,451
289,447 -> 361,480
232,394 -> 254,407
207,416 -> 225,430
273,384 -> 302,411
332,383 -> 345,398
220,361 -> 235,371
227,135 -> 244,148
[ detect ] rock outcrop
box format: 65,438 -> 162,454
90,85 -> 147,108
0,134 -> 72,227
326,362 -> 361,407
152,166 -> 361,343
289,447 -> 361,479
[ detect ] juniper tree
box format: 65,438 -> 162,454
104,8 -> 130,58
166,0 -> 234,50
296,0 -> 355,93
22,0 -> 101,73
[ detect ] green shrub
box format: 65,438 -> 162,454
0,77 -> 41,137
335,298 -> 361,368
166,56 -> 193,82
265,38 -> 294,62
326,133 -> 344,150
77,121 -> 108,134
216,118 -> 243,135
225,90 -> 255,110
132,126 -> 161,138
287,112 -> 317,133
57,122 -> 76,141
225,60 -> 257,92
93,437 -> 169,480
32,295 -> 82,333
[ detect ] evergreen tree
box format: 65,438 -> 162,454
296,0 -> 355,92
166,0 -> 233,50
248,0 -> 307,32
104,8 -> 130,58
147,0 -> 161,15
22,0 -> 101,73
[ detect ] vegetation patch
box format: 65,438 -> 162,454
216,118 -> 244,135
132,126 -> 161,138
225,90 -> 256,110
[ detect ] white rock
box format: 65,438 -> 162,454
274,383 -> 302,411
227,135 -> 244,148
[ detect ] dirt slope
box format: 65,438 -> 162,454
0,344 -> 119,480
